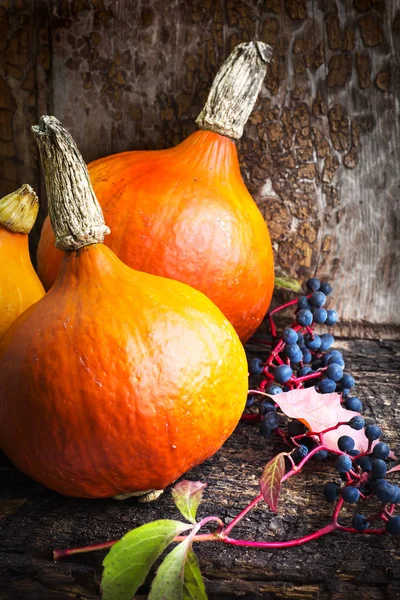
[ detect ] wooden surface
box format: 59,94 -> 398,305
1,338 -> 400,600
1,1 -> 400,338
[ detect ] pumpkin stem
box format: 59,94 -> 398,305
196,41 -> 272,140
0,184 -> 39,234
32,116 -> 110,251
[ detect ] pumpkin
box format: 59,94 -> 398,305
0,116 -> 248,499
37,42 -> 274,342
0,185 -> 45,339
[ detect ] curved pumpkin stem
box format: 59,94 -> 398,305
196,41 -> 272,140
32,116 -> 110,252
0,184 -> 39,234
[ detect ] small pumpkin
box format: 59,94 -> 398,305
0,117 -> 248,499
37,42 -> 274,342
0,185 -> 45,339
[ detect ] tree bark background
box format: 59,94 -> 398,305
1,0 -> 399,338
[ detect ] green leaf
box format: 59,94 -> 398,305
274,276 -> 302,293
260,452 -> 286,512
172,481 -> 207,524
149,537 -> 207,600
101,519 -> 192,600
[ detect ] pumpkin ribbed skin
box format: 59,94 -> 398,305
37,130 -> 274,342
0,225 -> 44,339
0,244 -> 248,498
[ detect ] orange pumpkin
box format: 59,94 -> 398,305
0,117 -> 248,499
37,42 -> 274,342
0,185 -> 45,339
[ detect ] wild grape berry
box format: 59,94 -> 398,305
297,366 -> 313,377
336,454 -> 352,473
372,442 -> 390,460
284,344 -> 303,364
319,282 -> 333,295
309,291 -> 326,308
349,416 -> 364,430
340,387 -> 350,398
325,309 -> 338,326
292,444 -> 309,462
306,277 -> 320,291
356,456 -> 373,472
386,516 -> 400,535
341,486 -> 360,503
324,482 -> 340,502
296,309 -> 313,327
365,424 -> 382,441
259,400 -> 277,415
393,486 -> 400,504
313,308 -> 327,324
349,449 -> 360,457
274,364 -> 293,384
326,363 -> 344,382
246,395 -> 256,408
288,420 -> 307,436
327,354 -> 345,368
266,384 -> 283,395
283,327 -> 298,345
298,296 -> 311,310
352,514 -> 369,532
260,423 -> 273,438
302,349 -> 312,364
345,397 -> 363,412
297,332 -> 305,348
371,459 -> 387,479
376,481 -> 397,504
317,378 -> 336,394
319,333 -> 334,352
262,411 -> 280,429
249,357 -> 264,375
323,350 -> 344,366
314,449 -> 329,461
304,334 -> 321,351
338,435 -> 355,453
341,373 -> 355,389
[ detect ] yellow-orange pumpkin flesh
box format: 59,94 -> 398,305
37,42 -> 275,342
0,185 -> 45,339
0,116 -> 248,499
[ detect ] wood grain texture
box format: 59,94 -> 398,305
0,339 -> 399,599
0,0 -> 399,337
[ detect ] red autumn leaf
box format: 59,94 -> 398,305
260,452 -> 286,512
269,387 -> 370,452
387,465 -> 400,475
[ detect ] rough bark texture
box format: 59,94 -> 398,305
1,1 -> 399,338
0,339 -> 399,599
33,116 -> 110,250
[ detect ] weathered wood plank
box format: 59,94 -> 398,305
0,339 -> 399,599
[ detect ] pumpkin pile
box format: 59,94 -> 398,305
0,42 -> 274,499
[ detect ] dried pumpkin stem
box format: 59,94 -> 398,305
0,184 -> 39,234
196,41 -> 272,140
32,116 -> 110,251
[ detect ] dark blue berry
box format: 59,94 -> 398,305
376,481 -> 397,504
262,411 -> 280,429
260,423 -> 273,438
259,400 -> 277,415
274,364 -> 293,384
296,309 -> 313,327
365,424 -> 381,441
349,449 -> 361,457
324,482 -> 340,502
313,307 -> 327,324
352,514 -> 369,532
302,349 -> 312,364
338,435 -> 355,453
284,343 -> 303,364
314,449 -> 329,461
393,486 -> 400,504
306,277 -> 320,291
371,459 -> 387,479
304,334 -> 321,351
323,350 -> 344,366
246,395 -> 256,408
287,420 -> 307,436
326,363 -> 344,382
325,309 -> 338,326
386,516 -> 400,535
356,456 -> 373,472
282,327 -> 298,345
345,397 -> 363,412
319,282 -> 333,295
341,373 -> 355,389
372,442 -> 390,460
249,357 -> 264,375
297,366 -> 313,377
292,444 -> 309,462
319,333 -> 334,351
341,486 -> 360,503
317,378 -> 336,394
266,384 -> 283,395
297,332 -> 305,348
349,416 -> 364,430
298,296 -> 311,310
327,354 -> 345,368
310,291 -> 326,308
336,454 -> 352,473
